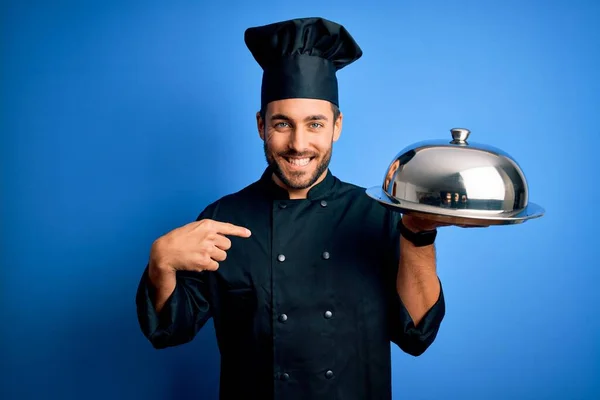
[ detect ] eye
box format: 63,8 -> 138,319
310,122 -> 324,129
275,122 -> 290,128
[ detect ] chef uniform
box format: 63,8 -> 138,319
136,17 -> 446,400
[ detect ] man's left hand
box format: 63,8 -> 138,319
401,214 -> 489,232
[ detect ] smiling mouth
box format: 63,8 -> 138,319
284,157 -> 313,167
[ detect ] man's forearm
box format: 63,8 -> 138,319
148,242 -> 177,313
149,263 -> 177,313
396,236 -> 441,326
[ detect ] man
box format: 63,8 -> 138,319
136,17 -> 446,399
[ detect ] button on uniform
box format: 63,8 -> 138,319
281,373 -> 290,381
278,314 -> 288,323
278,254 -> 286,262
320,200 -> 328,207
279,203 -> 287,209
325,370 -> 334,379
322,251 -> 330,260
324,310 -> 333,319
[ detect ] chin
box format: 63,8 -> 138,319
287,177 -> 317,190
278,168 -> 318,189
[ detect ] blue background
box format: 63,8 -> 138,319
2,0 -> 599,399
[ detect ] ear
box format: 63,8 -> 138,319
256,111 -> 265,140
333,112 -> 343,142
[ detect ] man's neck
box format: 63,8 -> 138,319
271,169 -> 329,200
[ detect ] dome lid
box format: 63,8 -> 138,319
366,128 -> 545,226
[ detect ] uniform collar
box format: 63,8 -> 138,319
259,166 -> 336,200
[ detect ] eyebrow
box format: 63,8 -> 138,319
270,113 -> 329,122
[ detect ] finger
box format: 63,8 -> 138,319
213,234 -> 232,251
193,252 -> 220,271
209,247 -> 227,262
203,259 -> 219,271
212,221 -> 252,238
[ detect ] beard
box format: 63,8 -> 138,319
263,140 -> 332,190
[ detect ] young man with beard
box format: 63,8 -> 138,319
136,17 -> 447,400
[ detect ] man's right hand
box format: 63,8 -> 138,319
146,219 -> 251,312
150,219 -> 252,274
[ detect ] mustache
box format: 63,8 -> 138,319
277,150 -> 318,158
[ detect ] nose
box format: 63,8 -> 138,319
289,127 -> 309,151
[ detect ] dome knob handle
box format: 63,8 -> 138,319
450,128 -> 470,144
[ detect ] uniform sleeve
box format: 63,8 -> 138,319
386,211 -> 446,357
135,205 -> 217,349
389,278 -> 446,356
135,267 -> 212,349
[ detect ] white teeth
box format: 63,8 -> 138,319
288,158 -> 310,166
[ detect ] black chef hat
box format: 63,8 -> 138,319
244,17 -> 363,111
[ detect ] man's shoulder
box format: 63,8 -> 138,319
332,175 -> 375,204
332,174 -> 400,238
195,177 -> 263,220
331,175 -> 391,217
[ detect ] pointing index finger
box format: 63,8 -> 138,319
214,221 -> 252,238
